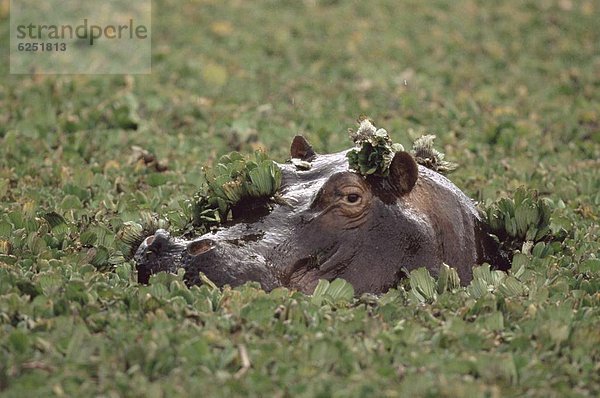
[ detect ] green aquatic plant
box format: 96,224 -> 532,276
192,151 -> 282,229
117,212 -> 170,259
311,278 -> 355,306
347,119 -> 457,177
118,152 -> 282,253
346,119 -> 404,177
484,187 -> 569,254
411,134 -> 458,175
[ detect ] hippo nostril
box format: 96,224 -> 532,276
187,239 -> 216,256
146,229 -> 170,252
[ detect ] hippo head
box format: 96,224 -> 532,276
134,136 -> 506,294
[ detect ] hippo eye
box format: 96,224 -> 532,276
345,193 -> 361,204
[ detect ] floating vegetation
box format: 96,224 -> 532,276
347,119 -> 405,177
408,263 -> 528,304
484,187 -> 570,254
311,278 -> 355,306
119,152 -> 281,254
408,267 -> 438,303
436,263 -> 461,294
129,146 -> 168,172
192,151 -> 282,229
117,212 -> 169,260
411,135 -> 458,175
347,119 -> 457,177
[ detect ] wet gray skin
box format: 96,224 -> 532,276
134,136 -> 509,295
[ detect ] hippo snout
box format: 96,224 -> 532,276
132,226 -> 279,290
141,229 -> 171,253
134,229 -> 188,284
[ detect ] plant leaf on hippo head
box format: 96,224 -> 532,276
192,151 -> 283,231
347,118 -> 404,178
346,119 -> 458,179
411,135 -> 458,175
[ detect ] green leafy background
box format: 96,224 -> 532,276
1,0 -> 599,396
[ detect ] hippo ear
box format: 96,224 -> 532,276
388,151 -> 419,195
290,135 -> 316,161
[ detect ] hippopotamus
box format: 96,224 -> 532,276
134,136 -> 509,294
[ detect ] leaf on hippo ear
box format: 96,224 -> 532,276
346,119 -> 404,177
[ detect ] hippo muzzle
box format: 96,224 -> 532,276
134,229 -> 189,284
134,228 -> 280,289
